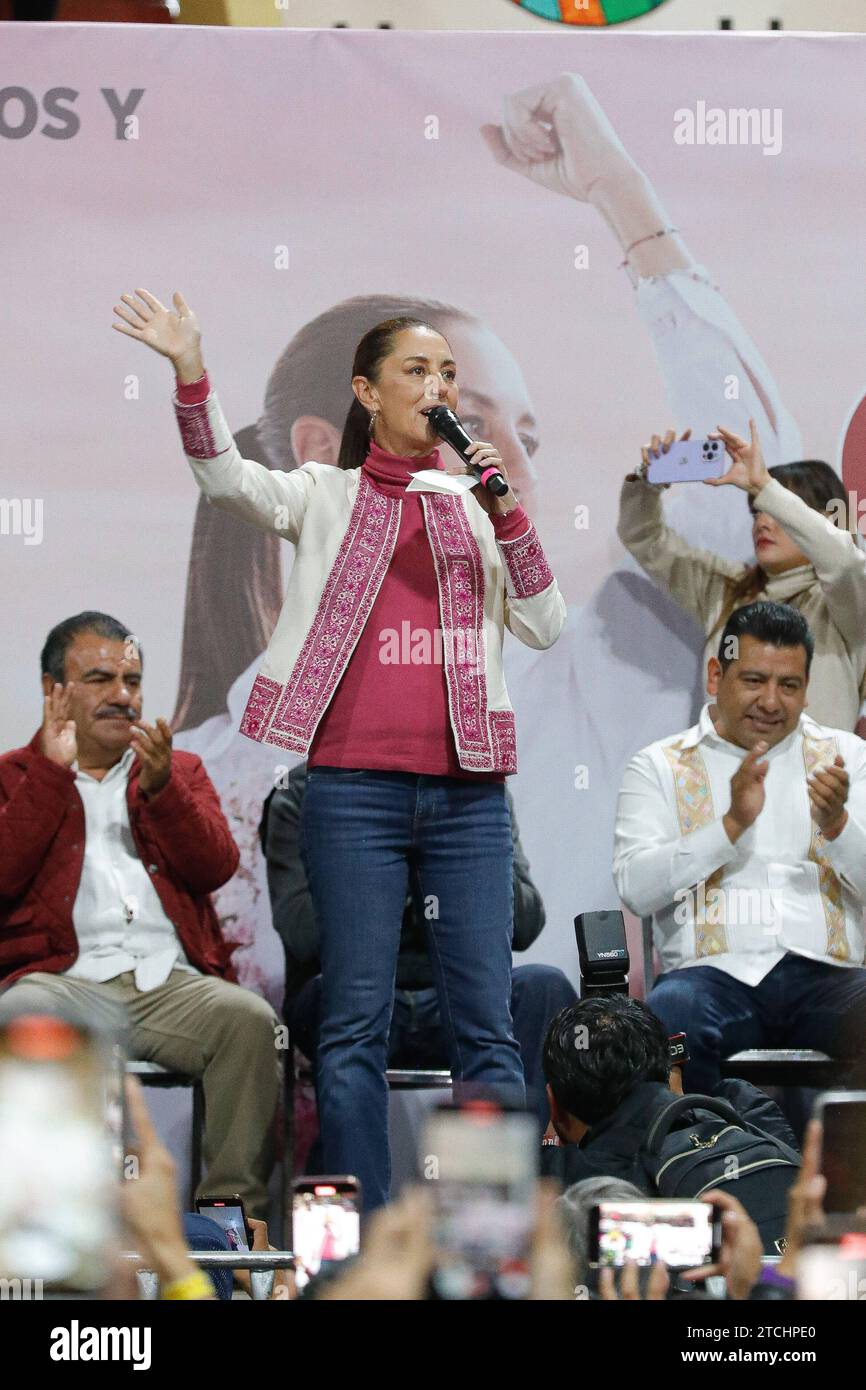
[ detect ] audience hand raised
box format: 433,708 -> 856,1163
776,1119 -> 826,1281
318,1187 -> 435,1301
122,1076 -> 215,1297
598,1258 -> 670,1301
530,1179 -> 577,1300
705,419 -> 773,496
627,428 -> 692,485
679,1189 -> 763,1300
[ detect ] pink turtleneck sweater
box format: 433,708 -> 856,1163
177,371 -> 528,778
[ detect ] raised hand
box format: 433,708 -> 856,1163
725,740 -> 769,842
776,1119 -> 826,1280
481,73 -> 634,204
131,717 -> 173,799
319,1188 -> 435,1301
40,682 -> 77,769
122,1077 -> 213,1295
529,1180 -> 576,1301
627,427 -> 692,484
111,288 -> 202,372
679,1190 -> 763,1300
705,419 -> 773,496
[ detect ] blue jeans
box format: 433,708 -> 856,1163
300,768 -> 526,1211
646,953 -> 866,1094
288,962 -> 577,1140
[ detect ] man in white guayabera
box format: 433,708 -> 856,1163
613,601 -> 866,1092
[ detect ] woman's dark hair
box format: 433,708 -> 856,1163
542,995 -> 671,1128
717,599 -> 814,675
712,459 -> 847,638
763,460 -> 848,515
41,611 -> 139,685
172,293 -> 476,731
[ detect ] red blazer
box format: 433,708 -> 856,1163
0,731 -> 240,990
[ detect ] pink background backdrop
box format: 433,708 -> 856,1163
3,25 -> 866,1006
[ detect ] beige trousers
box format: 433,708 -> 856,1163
0,968 -> 282,1218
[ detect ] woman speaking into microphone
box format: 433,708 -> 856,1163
112,288 -> 566,1210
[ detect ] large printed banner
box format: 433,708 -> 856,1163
3,26 -> 866,1006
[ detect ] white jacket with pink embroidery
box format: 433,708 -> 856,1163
174,388 -> 567,774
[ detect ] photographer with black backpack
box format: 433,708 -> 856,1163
540,995 -> 800,1255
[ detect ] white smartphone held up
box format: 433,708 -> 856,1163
646,437 -> 725,484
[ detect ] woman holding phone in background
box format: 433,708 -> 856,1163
619,422 -> 866,729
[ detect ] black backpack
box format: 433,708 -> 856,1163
634,1093 -> 801,1254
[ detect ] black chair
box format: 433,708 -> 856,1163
719,1049 -> 840,1088
384,1067 -> 452,1090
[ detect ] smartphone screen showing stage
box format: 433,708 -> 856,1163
593,1199 -> 718,1270
292,1183 -> 361,1288
196,1200 -> 249,1252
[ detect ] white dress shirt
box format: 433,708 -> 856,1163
613,706 -> 866,986
67,747 -> 199,992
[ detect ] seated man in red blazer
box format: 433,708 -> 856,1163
0,610 -> 280,1218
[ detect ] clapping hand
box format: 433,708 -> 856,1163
808,754 -> 849,841
725,741 -> 770,842
40,682 -> 77,769
131,717 -> 173,798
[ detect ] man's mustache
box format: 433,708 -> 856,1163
97,706 -> 136,720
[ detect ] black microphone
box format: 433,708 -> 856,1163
424,405 -> 510,497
